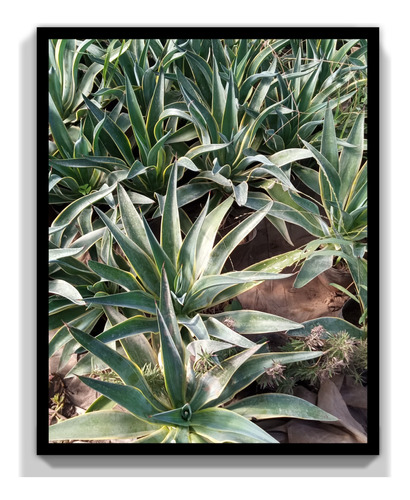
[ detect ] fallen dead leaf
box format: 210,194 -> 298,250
238,266 -> 351,324
287,420 -> 359,443
317,379 -> 367,443
340,375 -> 367,409
293,385 -> 317,405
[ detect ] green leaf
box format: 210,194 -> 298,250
157,306 -> 186,408
177,314 -> 209,340
212,57 -> 226,126
232,181 -> 248,206
67,325 -> 162,407
117,184 -> 153,257
293,254 -> 333,288
73,62 -> 105,110
86,394 -> 117,412
85,291 -> 156,314
49,305 -> 87,331
345,162 -> 367,213
174,183 -> 214,211
297,61 -> 322,112
49,411 -> 160,441
246,61 -> 277,117
150,406 -> 190,428
204,317 -> 255,348
50,183 -> 117,246
136,427 -> 169,443
127,160 -> 149,180
49,66 -> 63,117
49,247 -> 83,261
245,157 -> 295,190
93,315 -> 158,345
174,426 -> 191,443
268,148 -> 313,167
49,94 -> 73,158
177,197 -> 209,293
241,99 -> 292,154
191,408 -> 277,443
221,71 -> 238,139
245,192 -> 324,238
329,283 -> 360,303
339,113 -> 365,205
301,140 -> 343,224
57,39 -> 75,107
187,339 -> 234,360
203,202 -> 272,276
94,206 -> 160,297
49,155 -> 127,172
49,308 -> 103,357
189,432 -> 209,443
207,351 -> 323,408
83,95 -> 134,166
49,279 -> 85,305
227,393 -> 338,421
185,51 -> 213,104
321,103 -> 339,170
159,268 -> 185,359
205,310 -> 303,334
189,344 -> 262,411
161,163 -> 182,266
185,142 -> 230,161
176,157 -> 200,172
146,67 -> 165,145
183,271 -> 293,314
147,130 -> 172,166
292,165 -> 320,194
87,260 -> 142,291
287,317 -> 365,339
125,75 -> 150,162
209,248 -> 308,306
302,140 -> 341,199
141,215 -> 177,285
195,196 -> 234,279
102,306 -> 157,369
77,377 -> 162,424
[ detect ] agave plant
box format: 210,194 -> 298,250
257,104 -> 368,329
258,38 -> 367,154
48,39 -> 134,202
49,38 -> 186,205
49,162 -> 313,377
150,38 -> 366,243
247,103 -> 366,238
49,267 -> 337,444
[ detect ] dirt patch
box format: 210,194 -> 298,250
238,267 -> 351,324
225,218 -> 352,324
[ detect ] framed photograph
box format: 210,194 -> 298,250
39,27 -> 379,455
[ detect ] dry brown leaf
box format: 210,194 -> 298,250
330,374 -> 345,391
317,379 -> 367,443
287,420 -> 359,443
340,375 -> 368,409
238,267 -> 350,324
293,385 -> 318,405
256,418 -> 290,443
229,219 -> 353,324
63,376 -> 100,410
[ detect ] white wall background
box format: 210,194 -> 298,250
3,0 -> 406,495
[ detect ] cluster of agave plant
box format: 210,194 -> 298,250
48,37 -> 367,443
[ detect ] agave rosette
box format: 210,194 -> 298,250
49,266 -> 337,444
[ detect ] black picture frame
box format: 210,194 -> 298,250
39,27 -> 379,455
